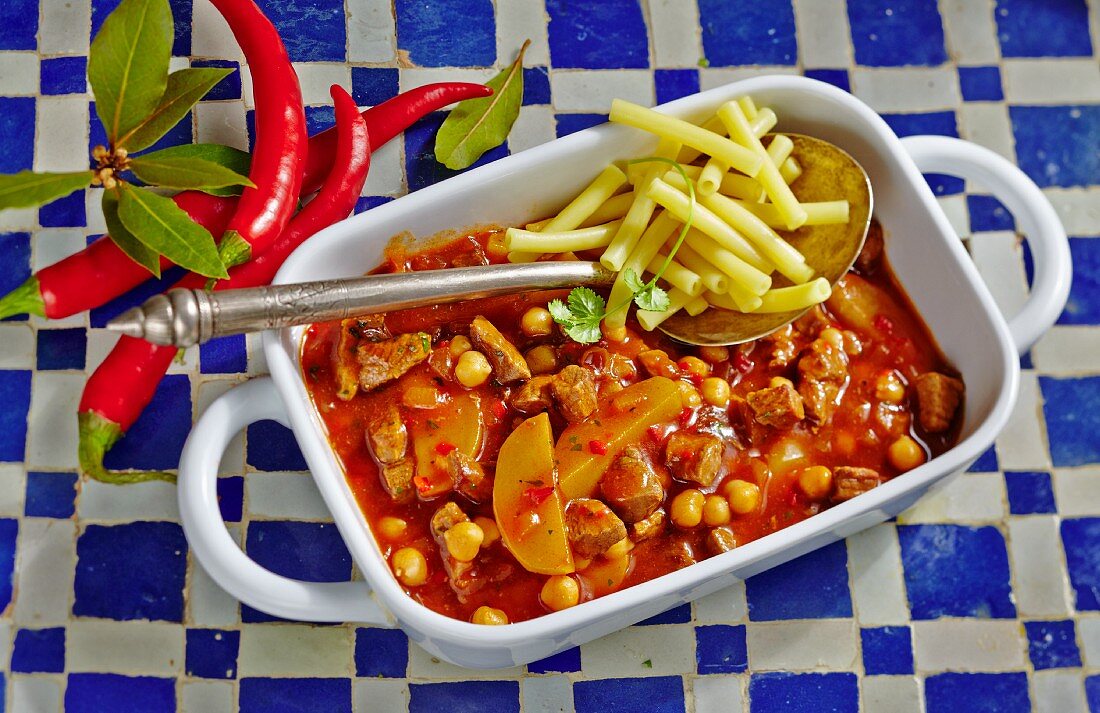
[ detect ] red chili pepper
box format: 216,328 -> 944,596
434,442 -> 458,456
77,85 -> 371,484
588,439 -> 607,455
733,351 -> 754,374
873,314 -> 895,334
522,486 -> 555,508
0,83 -> 491,322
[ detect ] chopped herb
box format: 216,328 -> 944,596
426,419 -> 440,431
698,57 -> 710,68
420,333 -> 430,352
569,435 -> 579,444
570,443 -> 583,451
308,364 -> 320,380
607,578 -> 614,586
642,659 -> 653,668
547,529 -> 554,535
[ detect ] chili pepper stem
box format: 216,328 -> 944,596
0,277 -> 46,320
77,411 -> 178,485
216,230 -> 253,271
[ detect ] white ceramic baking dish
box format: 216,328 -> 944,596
178,76 -> 1070,669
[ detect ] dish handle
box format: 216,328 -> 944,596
901,135 -> 1071,355
178,376 -> 394,625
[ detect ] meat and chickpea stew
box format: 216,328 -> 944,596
301,219 -> 965,625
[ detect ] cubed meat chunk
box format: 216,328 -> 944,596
631,510 -> 666,542
600,445 -> 665,523
509,375 -> 553,413
637,349 -> 679,379
797,338 -> 849,424
551,365 -> 598,423
334,317 -> 389,400
746,383 -> 806,429
855,220 -> 884,274
379,460 -> 415,504
665,431 -> 723,486
565,498 -> 628,559
430,501 -> 470,539
365,404 -> 407,465
832,466 -> 881,502
357,332 -> 432,392
445,450 -> 492,503
914,372 -> 964,433
762,325 -> 798,368
706,526 -> 738,555
469,316 -> 530,383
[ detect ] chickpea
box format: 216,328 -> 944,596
724,480 -> 761,515
701,377 -> 731,408
875,371 -> 906,403
444,521 -> 485,562
391,547 -> 428,586
699,345 -> 730,364
525,344 -> 559,375
455,350 -> 492,388
797,465 -> 833,500
678,356 -> 709,378
842,330 -> 863,356
703,494 -> 732,526
678,381 -> 703,408
471,605 -> 509,625
670,489 -> 705,528
378,516 -> 407,540
541,575 -> 580,611
604,537 -> 631,560
888,435 -> 926,472
769,376 -> 794,389
449,335 -> 473,358
602,323 -> 627,343
521,307 -> 554,337
820,327 -> 845,351
473,516 -> 499,547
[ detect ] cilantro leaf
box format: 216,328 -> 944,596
567,287 -> 606,323
548,289 -> 606,344
634,283 -> 671,312
622,268 -> 645,294
565,321 -> 603,344
547,298 -> 572,324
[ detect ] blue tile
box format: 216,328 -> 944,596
698,0 -> 797,66
36,328 -> 87,370
217,476 -> 243,523
354,196 -> 394,214
880,112 -> 963,195
191,59 -> 241,100
1057,239 -> 1100,326
404,112 -> 509,192
696,624 -> 747,674
958,66 -> 1004,101
24,471 -> 78,519
66,673 -> 175,713
1040,376 -> 1100,466
555,113 -> 608,137
89,265 -> 186,328
523,66 -> 552,105
247,105 -> 336,153
861,626 -> 913,675
41,56 -> 87,95
0,520 -> 11,608
527,646 -> 581,674
250,0 -> 345,61
924,672 -> 1030,713
74,522 -> 187,621
1025,619 -> 1082,670
186,628 -> 240,679
803,69 -> 850,93
351,67 -> 399,107
247,420 -> 308,471
240,678 -> 351,713
746,540 -> 852,620
847,0 -> 947,66
967,445 -> 999,473
0,98 -> 35,172
39,189 -> 87,228
994,0 -> 1092,57
11,627 -> 65,673
547,0 -> 649,69
103,373 -> 191,471
411,681 -> 520,713
749,672 -> 858,713
0,231 -> 31,324
0,371 -> 31,461
655,69 -> 700,105
354,627 -> 409,677
1089,676 -> 1100,713
1062,517 -> 1100,610
1004,471 -> 1056,515
574,676 -> 685,713
967,195 -> 1015,232
244,520 -> 352,611
395,0 -> 495,67
1011,105 -> 1100,188
92,0 -> 192,57
0,0 -> 38,49
637,603 -> 691,625
90,100 -> 194,165
200,334 -> 247,374
898,525 -> 1015,619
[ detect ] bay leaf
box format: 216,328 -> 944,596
0,170 -> 94,211
118,67 -> 234,152
117,183 -> 228,279
102,187 -> 161,277
129,154 -> 254,193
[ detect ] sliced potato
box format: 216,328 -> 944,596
406,371 -> 484,497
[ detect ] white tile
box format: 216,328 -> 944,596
649,0 -> 702,67
0,324 -> 34,369
1007,516 -> 1072,617
694,580 -> 747,623
1034,670 -> 1087,713
0,620 -> 12,671
195,102 -> 249,152
912,619 -> 1026,672
239,65 -> 254,111
182,681 -> 235,713
580,624 -> 694,677
851,68 -> 960,112
699,67 -> 800,91
959,103 -> 1016,161
353,679 -> 408,713
1080,616 -> 1100,666
937,194 -> 969,237
408,640 -> 525,679
347,0 -> 398,64
793,0 -> 852,68
293,64 -> 353,105
940,0 -> 1000,63
996,371 -> 1051,470
191,0 -> 243,61
67,620 -> 184,675
1044,188 -> 1100,235
508,105 -> 557,154
39,0 -> 91,55
0,464 -> 26,516
14,519 -> 75,626
246,472 -> 329,520
237,625 -> 354,677
85,329 -> 121,373
32,229 -> 88,272
861,675 -> 922,713
34,98 -> 89,173
495,0 -> 550,66
246,332 -> 269,376
78,479 -> 179,521
0,53 -> 39,95
745,620 -> 858,670
26,373 -> 83,470
187,525 -> 243,627
1053,468 -> 1100,516
360,137 -> 405,197
521,676 -> 574,713
84,189 -> 107,234
899,471 -> 1007,524
11,675 -> 62,713
1003,59 -> 1100,104
399,68 -> 498,94
196,379 -> 245,476
1033,327 -> 1100,375
166,342 -> 199,374
694,675 -> 746,713
0,206 -> 36,231
550,70 -> 654,112
847,523 -> 910,625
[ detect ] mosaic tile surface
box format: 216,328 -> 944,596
0,0 -> 1099,711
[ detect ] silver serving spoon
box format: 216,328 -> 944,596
107,134 -> 871,348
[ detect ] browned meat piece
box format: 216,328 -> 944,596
379,460 -> 415,504
365,404 -> 407,464
445,450 -> 492,503
746,383 -> 806,429
914,372 -> 964,433
797,338 -> 849,424
469,316 -> 530,383
600,445 -> 665,523
832,466 -> 881,502
631,510 -> 666,542
855,220 -> 884,274
357,332 -> 432,392
551,365 -> 598,423
427,346 -> 454,381
665,431 -> 723,486
335,318 -> 389,401
793,305 -> 830,337
565,498 -> 627,558
637,349 -> 679,379
762,325 -> 798,368
509,375 -> 553,413
428,501 -> 490,602
430,501 -> 470,539
706,526 -> 738,555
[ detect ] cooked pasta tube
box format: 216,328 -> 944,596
525,192 -> 636,232
780,156 -> 802,184
766,134 -> 794,166
734,199 -> 850,227
717,101 -> 807,230
610,99 -> 763,177
705,287 -> 763,313
636,288 -> 695,331
603,211 -> 680,331
683,229 -> 772,296
505,220 -> 622,254
677,108 -> 777,165
602,139 -> 681,271
737,95 -> 758,120
755,278 -> 832,313
685,296 -> 710,316
673,242 -> 730,293
644,254 -> 704,297
697,157 -> 728,197
666,165 -> 764,201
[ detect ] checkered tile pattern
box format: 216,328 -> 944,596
0,0 -> 1098,711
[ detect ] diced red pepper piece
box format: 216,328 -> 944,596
733,351 -> 753,373
873,314 -> 895,334
413,475 -> 434,494
588,439 -> 608,455
491,399 -> 509,420
678,407 -> 695,427
522,486 -> 555,508
434,441 -> 458,456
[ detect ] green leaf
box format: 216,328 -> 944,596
116,183 -> 228,279
567,287 -> 606,324
88,0 -> 173,143
547,299 -> 573,325
634,284 -> 670,312
132,143 -> 252,195
118,67 -> 235,152
102,188 -> 161,277
434,40 -> 528,170
623,268 -> 645,295
548,288 -> 606,344
0,170 -> 94,210
129,155 -> 254,193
